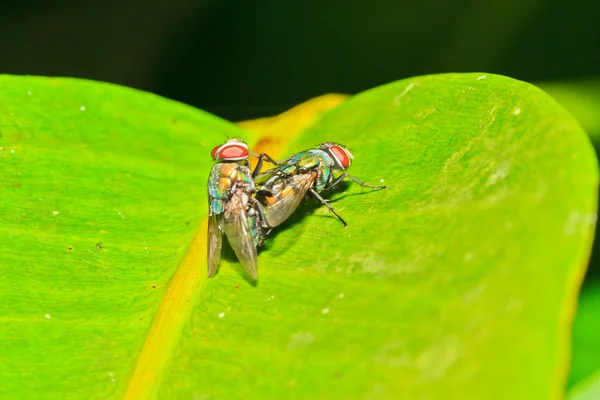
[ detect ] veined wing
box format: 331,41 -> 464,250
254,164 -> 288,186
222,192 -> 259,280
207,214 -> 223,277
258,171 -> 317,227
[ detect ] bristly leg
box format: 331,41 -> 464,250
250,152 -> 284,177
249,196 -> 270,229
329,173 -> 388,190
309,188 -> 348,227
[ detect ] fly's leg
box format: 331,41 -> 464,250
250,152 -> 284,177
309,188 -> 348,227
329,173 -> 388,190
253,152 -> 283,165
249,196 -> 271,230
251,154 -> 265,178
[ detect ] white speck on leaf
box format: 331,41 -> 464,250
27,91 -> 32,95
80,106 -> 86,111
513,107 -> 521,115
477,75 -> 487,80
218,312 -> 225,318
338,293 -> 345,299
45,314 -> 51,320
485,163 -> 510,187
393,82 -> 419,105
380,179 -> 385,183
321,307 -> 330,315
52,211 -> 60,216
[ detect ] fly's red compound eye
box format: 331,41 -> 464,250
330,145 -> 350,169
211,145 -> 222,159
217,143 -> 249,160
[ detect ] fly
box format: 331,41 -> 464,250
254,142 -> 387,227
207,139 -> 272,280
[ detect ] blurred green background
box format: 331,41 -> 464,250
1,0 -> 599,393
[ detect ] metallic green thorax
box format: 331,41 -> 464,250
262,149 -> 335,192
208,162 -> 254,214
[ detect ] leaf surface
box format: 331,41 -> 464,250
568,369 -> 600,400
0,74 -> 596,400
0,76 -> 253,399
163,74 -> 598,399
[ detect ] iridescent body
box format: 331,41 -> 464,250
269,149 -> 334,192
207,140 -> 265,280
255,142 -> 386,228
208,162 -> 263,247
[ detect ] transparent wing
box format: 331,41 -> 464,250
207,214 -> 223,277
222,196 -> 259,280
259,172 -> 317,227
254,165 -> 286,186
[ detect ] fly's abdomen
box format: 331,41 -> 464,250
247,211 -> 263,248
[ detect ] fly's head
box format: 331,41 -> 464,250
211,139 -> 250,164
319,142 -> 354,171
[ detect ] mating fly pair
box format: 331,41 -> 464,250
207,139 -> 386,280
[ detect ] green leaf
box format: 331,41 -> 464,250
539,79 -> 600,390
165,74 -> 596,399
1,73 -> 597,400
568,369 -> 600,400
0,76 -> 255,399
568,279 -> 600,387
539,79 -> 600,144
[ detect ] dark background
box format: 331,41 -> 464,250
1,0 -> 599,122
